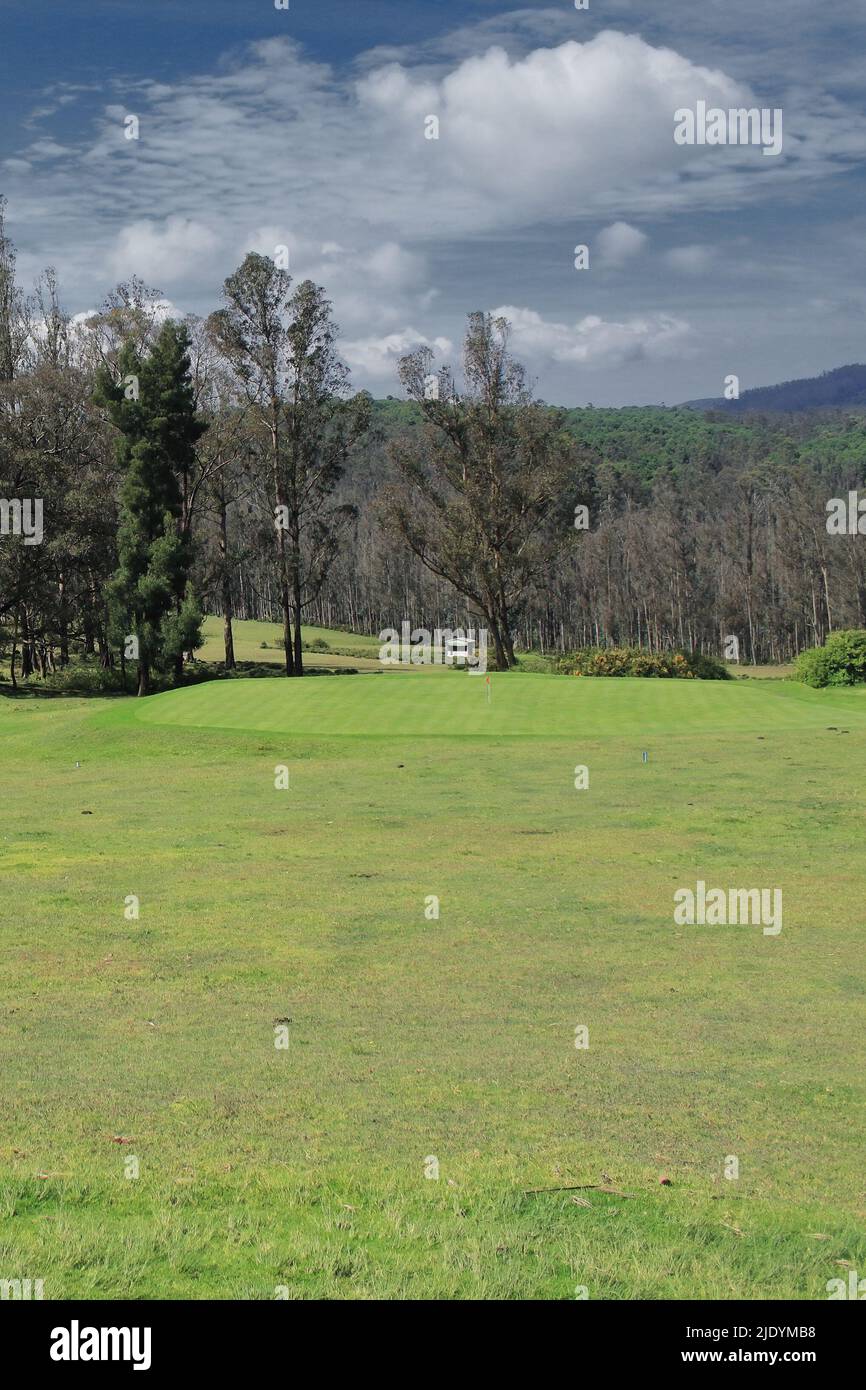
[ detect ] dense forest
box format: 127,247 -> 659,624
2,199 -> 866,685
313,400 -> 866,661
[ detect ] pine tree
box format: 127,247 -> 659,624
95,321 -> 207,695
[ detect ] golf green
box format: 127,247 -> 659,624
133,670 -> 866,739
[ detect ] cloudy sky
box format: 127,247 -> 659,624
2,0 -> 865,404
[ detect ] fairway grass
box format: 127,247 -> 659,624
1,663 -> 865,1299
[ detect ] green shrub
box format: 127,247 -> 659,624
14,662 -> 125,695
555,646 -> 730,680
685,649 -> 733,681
796,630 -> 866,687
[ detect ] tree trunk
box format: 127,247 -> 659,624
279,563 -> 294,676
290,518 -> 304,676
821,564 -> 832,634
223,605 -> 236,670
20,608 -> 33,677
270,407 -> 294,678
501,617 -> 516,667
9,607 -> 18,689
274,515 -> 294,675
58,573 -> 69,667
84,573 -> 97,655
218,491 -> 236,670
484,609 -> 507,670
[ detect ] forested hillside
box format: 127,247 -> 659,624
305,400 -> 866,662
2,200 -> 866,679
685,363 -> 866,414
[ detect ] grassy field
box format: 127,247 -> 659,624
1,636 -> 865,1299
195,615 -> 387,670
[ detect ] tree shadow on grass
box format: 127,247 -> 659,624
0,679 -> 132,701
0,660 -> 361,703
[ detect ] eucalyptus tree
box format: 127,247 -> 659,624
280,279 -> 370,674
209,260 -> 369,675
387,312 -> 576,669
208,253 -> 296,672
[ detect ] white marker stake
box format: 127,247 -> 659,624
486,675 -> 491,705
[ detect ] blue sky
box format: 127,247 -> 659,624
2,0 -> 865,404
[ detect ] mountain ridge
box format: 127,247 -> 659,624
682,363 -> 866,414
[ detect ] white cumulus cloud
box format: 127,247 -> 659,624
597,222 -> 648,266
341,329 -> 454,381
109,216 -> 220,285
493,305 -> 692,367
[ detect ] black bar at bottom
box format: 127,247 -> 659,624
4,1298 -> 860,1375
